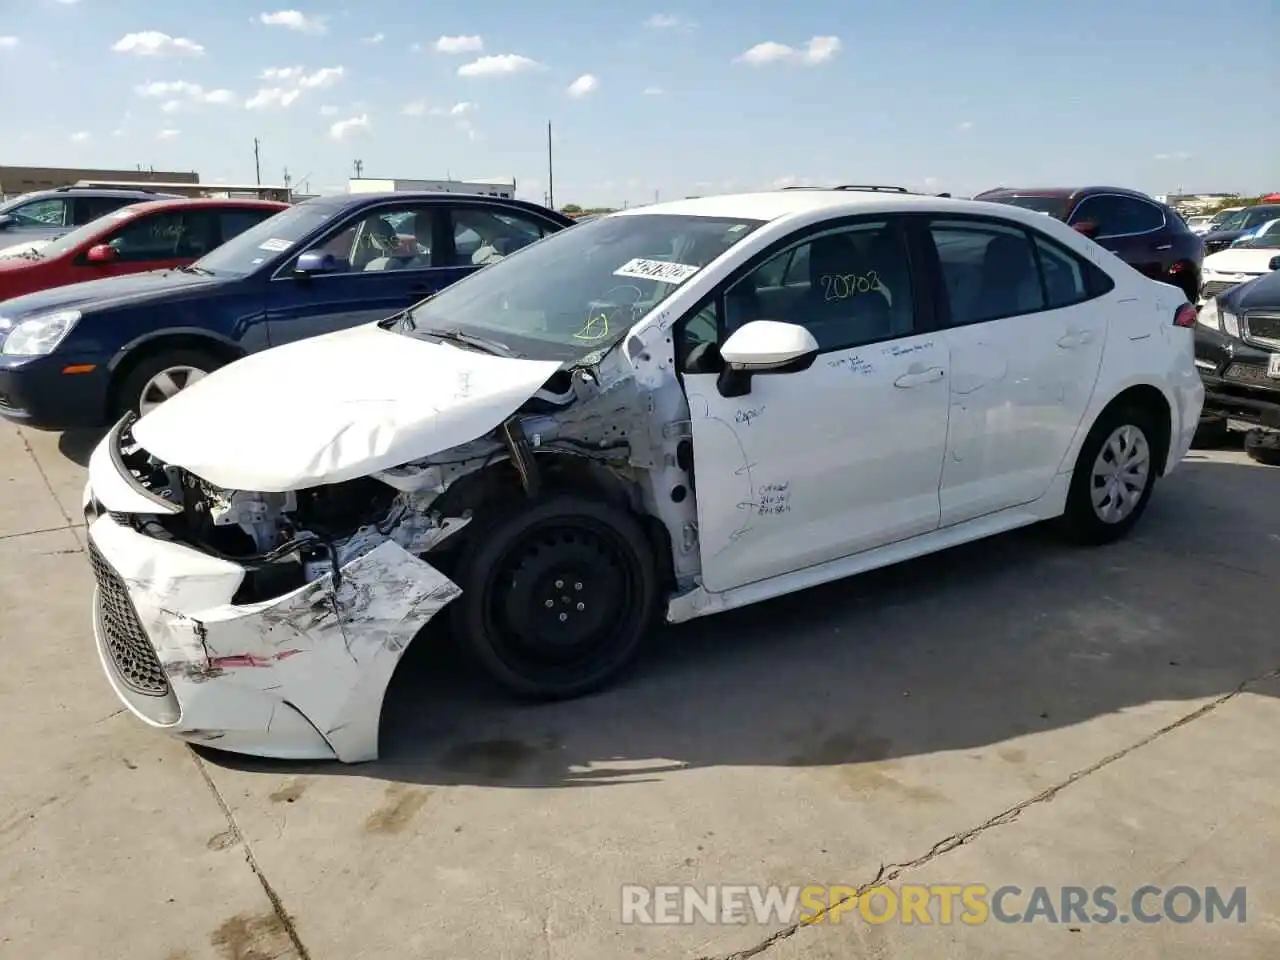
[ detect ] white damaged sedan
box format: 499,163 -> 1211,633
83,189 -> 1204,762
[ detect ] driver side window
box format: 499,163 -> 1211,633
680,220 -> 915,371
303,206 -> 439,274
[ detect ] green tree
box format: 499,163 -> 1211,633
560,203 -> 583,214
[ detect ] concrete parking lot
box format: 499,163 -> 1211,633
1,419 -> 1277,959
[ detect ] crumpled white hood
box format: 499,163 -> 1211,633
1203,247 -> 1279,277
131,323 -> 563,492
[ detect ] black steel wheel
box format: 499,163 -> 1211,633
450,495 -> 659,699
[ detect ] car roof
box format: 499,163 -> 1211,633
21,186 -> 182,200
975,185 -> 1158,203
608,189 -> 1054,224
108,197 -> 290,216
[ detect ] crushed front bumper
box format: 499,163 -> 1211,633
83,441 -> 461,763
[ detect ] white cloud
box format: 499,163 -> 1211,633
319,104 -> 339,115
246,66 -> 343,110
112,31 -> 204,57
256,10 -> 328,35
1155,151 -> 1192,161
957,120 -> 974,130
642,85 -> 663,95
111,128 -> 124,137
435,35 -> 483,54
566,74 -> 599,98
156,128 -> 180,140
0,37 -> 17,49
457,53 -> 541,77
329,114 -> 370,140
361,33 -> 384,44
402,100 -> 428,116
645,14 -> 681,28
736,35 -> 841,66
53,0 -> 80,4
449,101 -> 476,115
135,80 -> 237,108
70,131 -> 90,143
246,87 -> 302,110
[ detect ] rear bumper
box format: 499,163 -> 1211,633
83,434 -> 462,763
0,353 -> 112,430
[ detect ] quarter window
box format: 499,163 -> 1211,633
1033,235 -> 1089,308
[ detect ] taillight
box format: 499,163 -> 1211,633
1173,303 -> 1197,328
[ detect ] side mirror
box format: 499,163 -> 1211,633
1072,221 -> 1100,239
86,244 -> 118,264
294,250 -> 337,276
0,214 -> 12,229
1269,255 -> 1280,271
716,320 -> 819,398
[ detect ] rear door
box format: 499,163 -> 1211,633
1068,194 -> 1167,279
264,201 -> 455,345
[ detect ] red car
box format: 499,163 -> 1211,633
0,198 -> 289,302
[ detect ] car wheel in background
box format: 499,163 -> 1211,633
1057,403 -> 1161,545
115,347 -> 224,419
1243,428 -> 1280,466
449,494 -> 659,700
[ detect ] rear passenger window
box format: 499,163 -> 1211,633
1032,236 -> 1088,308
219,209 -> 275,244
929,221 -> 1045,325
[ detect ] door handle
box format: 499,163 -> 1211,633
893,366 -> 945,388
1057,330 -> 1095,349
1154,243 -> 1172,251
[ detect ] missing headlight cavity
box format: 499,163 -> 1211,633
501,416 -> 540,496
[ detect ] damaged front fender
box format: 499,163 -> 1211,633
89,514 -> 460,762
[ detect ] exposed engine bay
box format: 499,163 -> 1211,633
102,348 -> 698,607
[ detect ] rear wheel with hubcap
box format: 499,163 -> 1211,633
449,495 -> 659,699
1057,404 -> 1161,544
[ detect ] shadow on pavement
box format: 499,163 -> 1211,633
57,428 -> 105,467
199,455 -> 1279,788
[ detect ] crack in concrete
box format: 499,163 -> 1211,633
189,750 -> 313,960
17,428 -> 80,533
697,665 -> 1280,960
0,522 -> 81,543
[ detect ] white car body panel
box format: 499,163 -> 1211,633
0,238 -> 53,258
82,189 -> 1204,761
1199,246 -> 1279,297
131,323 -> 564,492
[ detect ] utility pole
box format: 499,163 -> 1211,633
353,159 -> 364,178
546,121 -> 554,210
282,167 -> 292,201
253,138 -> 261,185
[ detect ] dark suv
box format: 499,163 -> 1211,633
0,186 -> 180,246
973,186 -> 1203,302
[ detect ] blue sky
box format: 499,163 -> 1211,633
1,0 -> 1276,207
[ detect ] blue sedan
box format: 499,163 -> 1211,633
0,192 -> 573,430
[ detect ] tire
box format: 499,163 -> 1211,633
1191,414 -> 1230,449
1056,403 -> 1162,545
115,347 -> 223,419
1244,429 -> 1280,466
448,494 -> 659,699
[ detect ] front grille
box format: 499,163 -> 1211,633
1243,313 -> 1280,350
1224,363 -> 1274,385
1201,280 -> 1240,300
88,538 -> 170,697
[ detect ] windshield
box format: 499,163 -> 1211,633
978,194 -> 1069,218
1235,220 -> 1280,249
28,206 -> 144,260
1215,209 -> 1248,232
190,201 -> 339,276
402,213 -> 765,362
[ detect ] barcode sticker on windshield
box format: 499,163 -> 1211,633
613,258 -> 700,284
259,238 -> 293,252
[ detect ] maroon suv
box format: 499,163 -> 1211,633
973,186 -> 1203,302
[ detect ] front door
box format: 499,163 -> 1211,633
265,203 -> 460,346
679,218 -> 950,594
924,217 -> 1108,525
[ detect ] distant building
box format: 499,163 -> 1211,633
0,165 -> 198,197
1159,192 -> 1242,213
347,176 -> 516,199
